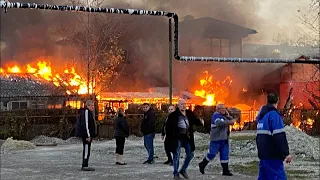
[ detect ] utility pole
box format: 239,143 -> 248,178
86,0 -> 91,96
169,18 -> 173,104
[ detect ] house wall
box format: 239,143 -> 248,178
229,38 -> 242,57
180,36 -> 242,57
279,64 -> 320,109
279,81 -> 319,109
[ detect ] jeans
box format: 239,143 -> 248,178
144,133 -> 155,161
172,140 -> 194,175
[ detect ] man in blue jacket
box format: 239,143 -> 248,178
198,103 -> 237,176
256,92 -> 292,180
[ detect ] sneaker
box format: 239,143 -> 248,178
173,174 -> 180,180
148,160 -> 155,164
179,171 -> 189,179
143,160 -> 154,164
81,167 -> 95,171
143,160 -> 149,164
164,160 -> 172,164
222,171 -> 233,176
116,162 -> 127,165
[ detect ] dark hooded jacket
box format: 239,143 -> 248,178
75,108 -> 96,138
165,108 -> 203,152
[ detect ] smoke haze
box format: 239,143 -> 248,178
0,0 -> 314,106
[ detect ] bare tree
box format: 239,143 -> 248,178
297,0 -> 320,46
297,0 -> 320,109
53,0 -> 136,94
272,1 -> 319,109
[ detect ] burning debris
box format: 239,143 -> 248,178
1,137 -> 36,154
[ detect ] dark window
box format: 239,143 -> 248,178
11,102 -> 19,110
19,102 -> 28,109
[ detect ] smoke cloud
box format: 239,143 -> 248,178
0,0 -> 312,106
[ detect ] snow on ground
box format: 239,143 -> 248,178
1,130 -> 319,180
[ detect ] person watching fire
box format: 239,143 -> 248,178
75,100 -> 96,171
165,99 -> 204,179
161,104 -> 176,165
114,108 -> 129,165
198,103 -> 237,176
141,103 -> 156,164
256,92 -> 292,180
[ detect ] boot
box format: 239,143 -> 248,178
221,163 -> 233,176
115,153 -> 120,164
198,158 -> 209,174
116,154 -> 127,165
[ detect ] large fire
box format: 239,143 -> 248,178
0,58 -> 92,95
193,71 -> 259,131
194,71 -> 232,106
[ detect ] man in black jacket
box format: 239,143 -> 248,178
75,100 -> 96,171
141,103 -> 156,164
161,105 -> 176,165
165,99 -> 204,179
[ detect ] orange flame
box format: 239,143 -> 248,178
1,58 -> 94,95
8,65 -> 21,73
194,71 -> 231,106
306,118 -> 314,126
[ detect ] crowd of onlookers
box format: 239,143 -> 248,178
76,92 -> 292,180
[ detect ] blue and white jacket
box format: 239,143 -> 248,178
210,112 -> 233,141
256,104 -> 290,161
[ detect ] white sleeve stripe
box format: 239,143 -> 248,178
273,128 -> 285,135
85,110 -> 90,137
214,118 -> 224,124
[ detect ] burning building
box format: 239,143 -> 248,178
0,59 -> 91,111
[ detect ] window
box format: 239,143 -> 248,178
19,102 -> 28,109
9,101 -> 29,110
66,101 -> 82,109
11,102 -> 20,110
203,38 -> 230,57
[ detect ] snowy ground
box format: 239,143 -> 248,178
1,132 -> 319,180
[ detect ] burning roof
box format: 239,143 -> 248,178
0,76 -> 65,98
0,58 -> 93,96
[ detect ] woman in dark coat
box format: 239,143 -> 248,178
114,108 -> 129,165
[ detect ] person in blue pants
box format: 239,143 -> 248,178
198,103 -> 237,176
141,103 -> 156,164
256,92 -> 292,180
165,99 -> 204,179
